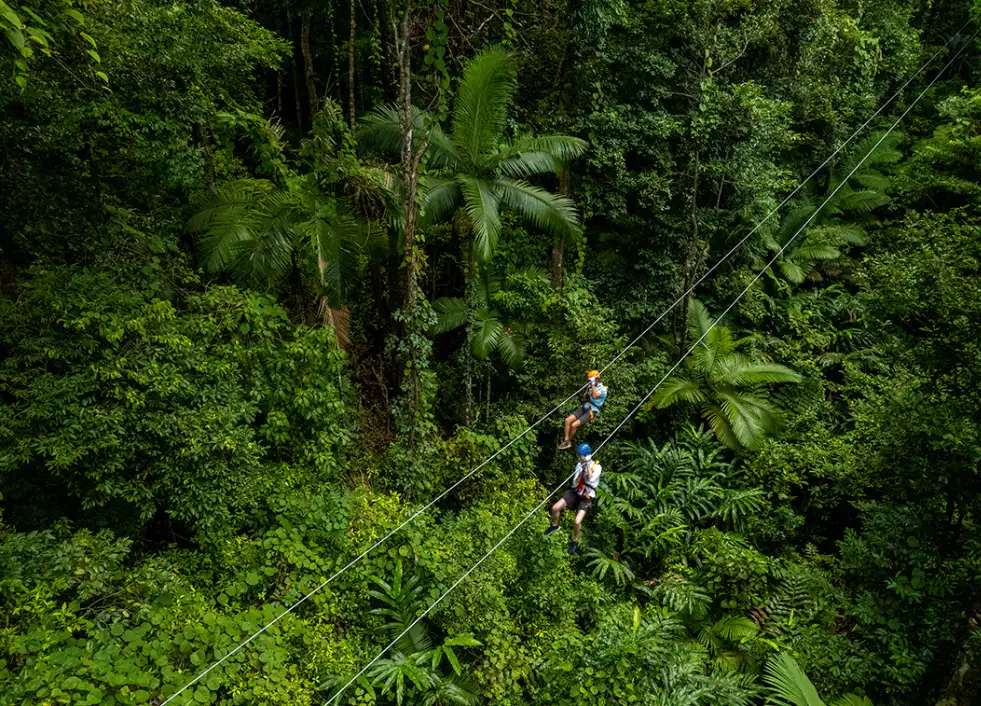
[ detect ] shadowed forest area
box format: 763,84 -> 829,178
2,0 -> 981,704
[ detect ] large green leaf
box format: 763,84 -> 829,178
654,378 -> 707,407
450,47 -> 517,167
763,652 -> 826,706
420,177 -> 462,228
471,312 -> 504,360
495,177 -> 582,247
457,174 -> 501,262
431,297 -> 468,333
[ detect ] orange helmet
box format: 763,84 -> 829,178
587,370 -> 600,380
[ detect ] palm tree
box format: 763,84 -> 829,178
431,265 -> 544,369
321,559 -> 481,706
760,131 -> 902,285
432,264 -> 544,423
763,652 -> 872,706
360,47 -> 585,423
189,106 -> 397,336
188,175 -> 370,335
359,46 -> 586,267
652,301 -> 802,451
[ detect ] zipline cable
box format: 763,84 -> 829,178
320,31 -> 977,704
160,23 -> 974,705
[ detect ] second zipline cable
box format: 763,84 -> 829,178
320,30 -> 976,704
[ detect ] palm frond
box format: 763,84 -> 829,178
835,189 -> 890,215
762,652 -> 826,706
296,205 -> 364,304
431,297 -> 468,333
713,615 -> 759,642
791,243 -> 841,261
830,695 -> 872,706
496,151 -> 562,179
451,46 -> 517,167
778,259 -> 807,284
494,329 -> 525,368
836,130 -> 903,181
457,174 -> 502,262
654,378 -> 707,407
508,135 -> 589,162
776,204 -> 817,244
471,313 -> 504,360
687,298 -> 716,343
821,224 -> 867,246
495,177 -> 582,248
729,362 -> 802,386
357,104 -> 408,155
358,104 -> 460,169
703,402 -> 743,452
420,177 -> 462,228
496,134 -> 589,178
717,392 -> 771,450
852,169 -> 890,192
190,179 -> 277,274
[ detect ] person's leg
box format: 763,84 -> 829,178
568,507 -> 588,554
572,509 -> 587,541
550,498 -> 568,526
567,418 -> 581,441
563,414 -> 574,441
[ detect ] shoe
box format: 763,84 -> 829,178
544,524 -> 560,536
557,440 -> 572,450
567,541 -> 578,555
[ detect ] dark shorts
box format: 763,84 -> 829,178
560,489 -> 593,513
572,404 -> 597,425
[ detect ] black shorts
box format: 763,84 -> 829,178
560,489 -> 593,513
572,404 -> 596,424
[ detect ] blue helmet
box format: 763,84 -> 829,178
577,443 -> 592,457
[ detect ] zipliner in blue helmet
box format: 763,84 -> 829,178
543,445 -> 603,555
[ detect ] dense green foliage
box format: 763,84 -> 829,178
1,0 -> 980,705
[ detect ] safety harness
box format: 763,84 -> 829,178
575,458 -> 600,498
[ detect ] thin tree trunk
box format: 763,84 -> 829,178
936,593 -> 981,706
301,8 -> 318,123
395,5 -> 428,311
550,165 -> 570,288
678,150 -> 700,353
462,242 -> 476,426
463,339 -> 473,425
348,0 -> 357,129
289,9 -> 304,134
290,254 -> 308,324
276,55 -> 283,119
393,3 -> 432,437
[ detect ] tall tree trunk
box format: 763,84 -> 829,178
462,241 -> 476,426
550,165 -> 570,289
393,3 -> 432,438
290,254 -> 308,324
301,8 -> 318,123
289,9 -> 304,134
678,150 -> 700,354
936,593 -> 981,706
348,0 -> 357,129
395,5 -> 427,311
485,369 -> 491,424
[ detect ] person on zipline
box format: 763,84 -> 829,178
557,370 -> 607,450
544,443 -> 602,554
